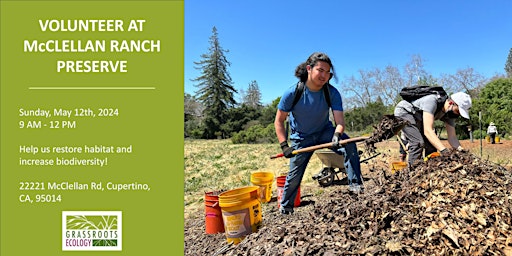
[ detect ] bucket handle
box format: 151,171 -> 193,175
205,201 -> 219,208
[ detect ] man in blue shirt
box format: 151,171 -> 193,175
274,52 -> 363,215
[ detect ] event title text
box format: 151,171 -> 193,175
23,19 -> 161,73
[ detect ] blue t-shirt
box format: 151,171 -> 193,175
278,84 -> 343,139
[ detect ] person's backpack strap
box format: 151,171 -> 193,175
291,82 -> 305,109
291,82 -> 332,109
323,84 -> 332,108
435,93 -> 448,115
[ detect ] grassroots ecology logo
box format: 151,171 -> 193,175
62,211 -> 122,251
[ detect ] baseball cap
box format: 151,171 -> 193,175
450,92 -> 472,119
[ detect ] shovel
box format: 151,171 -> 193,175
270,136 -> 369,159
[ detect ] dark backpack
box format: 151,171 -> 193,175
399,85 -> 448,115
399,85 -> 447,103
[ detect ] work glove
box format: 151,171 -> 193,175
440,148 -> 450,157
280,141 -> 294,158
332,132 -> 342,149
424,152 -> 440,162
456,146 -> 468,153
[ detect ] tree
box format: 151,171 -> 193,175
184,93 -> 204,138
192,26 -> 237,139
344,100 -> 388,132
453,68 -> 485,96
184,93 -> 203,122
470,78 -> 512,137
506,48 -> 512,78
221,104 -> 261,137
258,97 -> 280,126
341,69 -> 374,108
242,80 -> 262,108
371,65 -> 405,106
438,67 -> 486,97
403,54 -> 428,87
341,54 -> 431,109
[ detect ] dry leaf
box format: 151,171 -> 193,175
442,227 -> 460,247
475,213 -> 487,226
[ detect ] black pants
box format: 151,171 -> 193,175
397,113 -> 436,166
489,132 -> 496,144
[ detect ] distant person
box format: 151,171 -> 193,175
487,122 -> 498,144
274,52 -> 363,215
394,91 -> 472,166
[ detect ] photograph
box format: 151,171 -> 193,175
183,1 -> 512,255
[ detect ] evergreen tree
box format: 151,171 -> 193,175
243,80 -> 262,108
258,97 -> 280,126
505,48 -> 512,78
192,27 -> 237,138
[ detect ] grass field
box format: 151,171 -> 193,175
184,138 -> 511,218
184,139 -> 328,217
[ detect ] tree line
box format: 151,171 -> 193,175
185,27 -> 512,143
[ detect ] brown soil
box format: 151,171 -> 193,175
184,141 -> 512,255
459,138 -> 512,150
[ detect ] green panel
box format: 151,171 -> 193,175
1,1 -> 184,255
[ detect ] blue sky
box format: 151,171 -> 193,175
185,0 -> 512,104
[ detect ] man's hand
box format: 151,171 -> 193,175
280,141 -> 294,158
440,148 -> 450,157
332,132 -> 342,149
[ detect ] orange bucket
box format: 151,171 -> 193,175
276,175 -> 300,208
204,191 -> 224,234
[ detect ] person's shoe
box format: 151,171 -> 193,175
279,206 -> 294,215
349,183 -> 362,193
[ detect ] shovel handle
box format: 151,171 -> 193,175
269,136 -> 369,159
270,153 -> 284,159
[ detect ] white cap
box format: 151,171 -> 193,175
450,92 -> 472,119
490,122 -> 495,126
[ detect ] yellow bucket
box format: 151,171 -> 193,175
218,186 -> 262,244
250,171 -> 274,203
496,136 -> 501,143
391,161 -> 407,174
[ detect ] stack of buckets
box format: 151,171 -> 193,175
218,186 -> 262,244
205,171 -> 302,244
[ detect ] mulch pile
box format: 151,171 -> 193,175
185,149 -> 512,255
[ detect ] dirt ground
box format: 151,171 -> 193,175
373,139 -> 512,167
184,139 -> 512,255
459,138 -> 511,151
